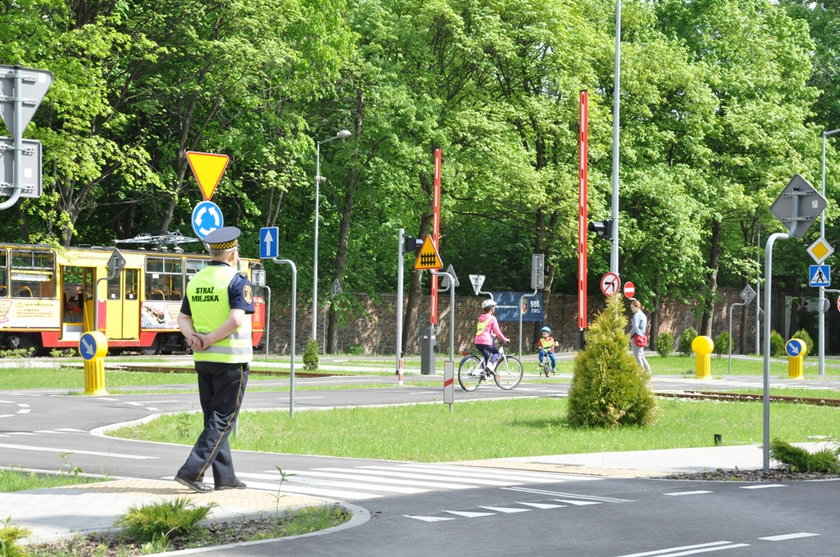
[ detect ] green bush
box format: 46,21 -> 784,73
678,328 -> 697,356
115,497 -> 215,544
769,330 -> 785,357
655,332 -> 674,358
792,329 -> 814,356
568,294 -> 658,428
303,339 -> 319,371
345,344 -> 364,356
0,517 -> 30,557
770,439 -> 840,473
713,331 -> 732,357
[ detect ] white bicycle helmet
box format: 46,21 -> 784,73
482,299 -> 497,309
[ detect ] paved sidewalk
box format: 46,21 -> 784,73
4,478 -> 328,545
6,443 -> 833,546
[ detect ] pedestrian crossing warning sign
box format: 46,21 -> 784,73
414,235 -> 443,270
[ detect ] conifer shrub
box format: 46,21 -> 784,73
303,339 -> 319,371
792,329 -> 814,356
770,439 -> 840,473
714,331 -> 732,357
655,332 -> 674,358
567,294 -> 658,428
678,327 -> 697,356
769,330 -> 785,357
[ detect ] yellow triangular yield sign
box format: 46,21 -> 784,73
414,235 -> 443,270
186,151 -> 230,201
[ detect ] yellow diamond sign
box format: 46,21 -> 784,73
807,237 -> 834,264
413,235 -> 443,270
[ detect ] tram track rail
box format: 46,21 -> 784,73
656,390 -> 840,407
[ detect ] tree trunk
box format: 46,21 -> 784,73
700,219 -> 723,337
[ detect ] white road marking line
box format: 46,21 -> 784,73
740,484 -> 786,489
758,532 -> 819,541
279,469 -> 478,490
7,432 -> 36,436
55,428 -> 86,432
357,466 -> 518,486
517,502 -> 565,509
403,515 -> 455,522
443,510 -> 495,518
0,443 -> 157,460
479,505 -> 531,513
236,472 -> 428,495
552,499 -> 600,506
503,486 -> 631,503
664,490 -> 713,496
616,541 -> 746,557
394,463 -> 592,482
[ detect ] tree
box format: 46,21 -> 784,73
568,294 -> 658,428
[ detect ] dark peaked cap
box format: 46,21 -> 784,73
204,226 -> 240,250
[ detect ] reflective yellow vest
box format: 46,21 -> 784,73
187,264 -> 252,364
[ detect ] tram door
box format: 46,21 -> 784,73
60,266 -> 89,339
105,268 -> 140,339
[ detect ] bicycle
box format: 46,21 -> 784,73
538,356 -> 552,378
458,341 -> 524,391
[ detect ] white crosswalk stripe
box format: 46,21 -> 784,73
238,463 -> 603,501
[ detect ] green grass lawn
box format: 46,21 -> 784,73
109,397 -> 840,462
0,469 -> 104,492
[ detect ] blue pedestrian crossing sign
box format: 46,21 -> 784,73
191,200 -> 224,239
259,227 -> 279,259
808,264 -> 830,287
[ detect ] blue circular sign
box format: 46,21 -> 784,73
79,332 -> 107,361
785,339 -> 804,358
192,201 -> 224,239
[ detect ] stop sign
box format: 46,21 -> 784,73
624,281 -> 635,298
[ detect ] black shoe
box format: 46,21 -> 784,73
175,474 -> 213,493
216,478 -> 247,491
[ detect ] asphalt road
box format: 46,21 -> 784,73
2,370 -> 840,556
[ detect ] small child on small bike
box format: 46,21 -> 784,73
474,299 -> 509,372
536,326 -> 558,375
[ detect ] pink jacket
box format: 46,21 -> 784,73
474,313 -> 508,345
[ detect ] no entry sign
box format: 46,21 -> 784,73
624,281 -> 635,298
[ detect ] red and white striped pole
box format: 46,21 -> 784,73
578,90 -> 590,347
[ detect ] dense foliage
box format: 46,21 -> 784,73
1,0 -> 837,347
568,294 -> 657,428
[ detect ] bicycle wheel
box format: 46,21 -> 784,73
458,355 -> 484,392
542,359 -> 551,378
494,355 -> 524,390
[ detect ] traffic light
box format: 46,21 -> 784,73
588,219 -> 613,240
403,235 -> 423,253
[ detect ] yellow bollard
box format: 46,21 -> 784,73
80,331 -> 109,395
786,339 -> 807,380
692,335 -> 714,378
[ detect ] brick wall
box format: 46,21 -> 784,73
264,286 -> 785,355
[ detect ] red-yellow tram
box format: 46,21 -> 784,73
0,241 -> 266,354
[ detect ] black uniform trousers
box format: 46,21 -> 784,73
177,361 -> 249,487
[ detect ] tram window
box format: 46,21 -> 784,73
0,250 -> 6,297
145,257 -> 183,300
125,269 -> 138,299
10,249 -> 55,299
108,272 -> 120,299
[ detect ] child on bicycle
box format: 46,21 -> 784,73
536,326 -> 558,375
474,299 -> 509,372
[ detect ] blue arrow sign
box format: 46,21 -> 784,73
259,227 -> 279,259
809,264 -> 830,287
785,339 -> 803,358
79,333 -> 99,361
192,201 -> 224,239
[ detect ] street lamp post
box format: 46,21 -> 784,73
819,128 -> 840,376
312,129 -> 351,346
610,0 -> 622,274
